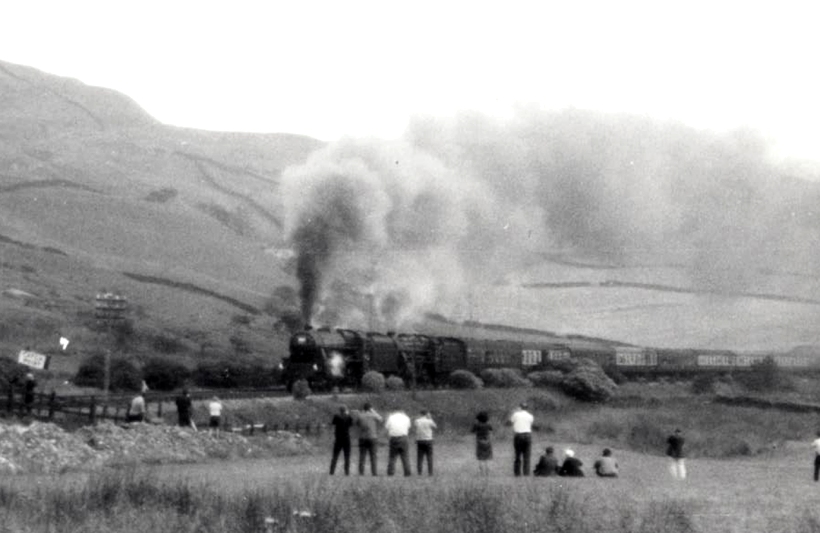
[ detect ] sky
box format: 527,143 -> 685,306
3,0 -> 820,162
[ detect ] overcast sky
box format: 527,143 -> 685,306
4,1 -> 820,161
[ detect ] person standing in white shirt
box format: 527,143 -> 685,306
812,431 -> 820,481
414,410 -> 437,476
385,409 -> 412,476
510,402 -> 534,476
208,396 -> 223,437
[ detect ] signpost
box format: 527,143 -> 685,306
94,291 -> 129,406
17,349 -> 50,370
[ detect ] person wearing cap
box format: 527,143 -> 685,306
355,402 -> 383,475
593,448 -> 619,478
666,428 -> 686,479
509,402 -> 534,476
534,446 -> 559,477
385,409 -> 412,476
558,449 -> 584,477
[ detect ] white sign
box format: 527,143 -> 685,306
18,350 -> 50,370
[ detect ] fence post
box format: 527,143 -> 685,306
89,396 -> 97,424
48,391 -> 56,420
157,399 -> 163,419
7,387 -> 13,416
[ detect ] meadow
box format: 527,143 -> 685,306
3,379 -> 820,533
0,438 -> 818,533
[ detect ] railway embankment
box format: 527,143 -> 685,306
713,394 -> 820,413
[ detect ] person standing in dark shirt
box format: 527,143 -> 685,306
666,428 -> 686,479
23,373 -> 36,415
175,389 -> 193,429
330,406 -> 354,475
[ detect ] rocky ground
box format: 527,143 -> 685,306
0,419 -> 313,474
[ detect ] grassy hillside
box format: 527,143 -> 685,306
1,57 -> 820,378
0,60 -> 321,366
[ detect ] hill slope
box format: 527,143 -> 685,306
1,59 -> 820,366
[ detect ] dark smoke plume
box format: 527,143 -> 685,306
282,108 -> 820,330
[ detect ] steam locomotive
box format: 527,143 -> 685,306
281,327 -> 820,390
283,328 -> 467,389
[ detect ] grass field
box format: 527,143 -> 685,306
2,435 -> 817,533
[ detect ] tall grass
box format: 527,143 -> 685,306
0,468 -> 772,533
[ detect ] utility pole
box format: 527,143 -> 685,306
95,290 -> 128,407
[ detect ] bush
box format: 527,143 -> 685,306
142,358 -> 190,391
361,371 -> 385,393
560,362 -> 617,402
735,357 -> 794,392
691,373 -> 718,394
0,358 -> 29,390
74,354 -> 142,392
602,364 -> 628,385
292,379 -> 311,400
385,376 -> 405,391
193,360 -> 279,388
479,368 -> 532,388
151,333 -> 184,354
449,370 -> 483,389
527,371 -> 564,388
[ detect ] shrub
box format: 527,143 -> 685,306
151,333 -> 184,354
479,368 -> 532,388
602,364 -> 628,385
449,370 -> 483,389
142,358 -> 190,391
735,357 -> 795,392
193,360 -> 279,388
691,373 -> 718,394
385,376 -> 405,391
0,358 -> 29,390
361,371 -> 385,393
292,379 -> 311,400
560,362 -> 617,402
74,354 -> 142,392
527,371 -> 564,388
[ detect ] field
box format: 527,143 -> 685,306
0,438 -> 817,533
2,383 -> 820,533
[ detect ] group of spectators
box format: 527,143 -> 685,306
330,403 -> 437,476
327,401 -> 673,479
127,389 -> 224,436
476,402 -> 623,478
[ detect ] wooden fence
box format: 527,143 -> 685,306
0,387 -> 290,427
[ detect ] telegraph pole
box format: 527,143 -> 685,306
95,290 -> 128,406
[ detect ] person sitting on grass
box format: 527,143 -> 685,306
593,448 -> 619,478
558,449 -> 584,477
534,446 -> 559,477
